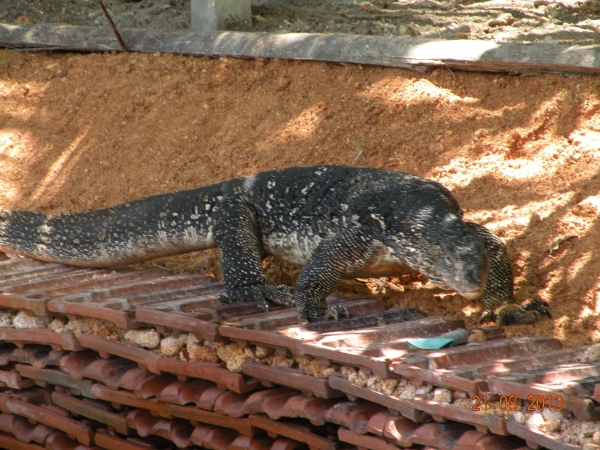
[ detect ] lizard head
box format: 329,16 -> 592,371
386,210 -> 489,300
424,215 -> 490,299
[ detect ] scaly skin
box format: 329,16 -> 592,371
0,166 -> 548,324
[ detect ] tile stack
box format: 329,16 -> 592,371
0,254 -> 597,450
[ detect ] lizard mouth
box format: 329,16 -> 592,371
459,287 -> 484,300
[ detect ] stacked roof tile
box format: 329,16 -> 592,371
0,254 -> 597,450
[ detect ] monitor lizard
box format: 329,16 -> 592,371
0,166 -> 548,324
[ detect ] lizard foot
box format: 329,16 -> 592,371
219,285 -> 295,312
480,297 -> 551,326
298,303 -> 350,324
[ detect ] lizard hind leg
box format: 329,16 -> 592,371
214,197 -> 294,312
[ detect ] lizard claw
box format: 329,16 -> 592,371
255,295 -> 270,313
218,294 -> 229,306
522,297 -> 551,318
219,285 -> 294,312
326,304 -> 350,321
298,303 -> 350,324
480,297 -> 551,326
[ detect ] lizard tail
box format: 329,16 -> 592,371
0,194 -> 215,267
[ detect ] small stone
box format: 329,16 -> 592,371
215,342 -> 253,371
542,408 -> 563,422
526,413 -> 545,431
216,342 -> 240,362
381,378 -> 399,395
264,352 -> 294,368
352,373 -> 367,387
48,318 -> 66,333
65,317 -> 107,337
433,388 -> 453,404
0,309 -> 13,328
307,359 -> 330,378
541,418 -> 562,432
124,329 -> 161,349
187,333 -> 199,347
400,384 -> 416,401
188,342 -> 218,363
593,431 -> 600,444
12,311 -> 47,329
367,375 -> 379,388
254,345 -> 273,359
415,384 -> 434,396
513,411 -> 526,424
583,343 -> 600,361
160,336 -> 184,356
341,366 -> 357,377
96,327 -> 119,340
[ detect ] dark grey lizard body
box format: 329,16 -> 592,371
0,166 -> 545,323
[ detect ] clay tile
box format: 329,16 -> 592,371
157,379 -> 215,406
279,396 -> 339,426
323,401 -> 385,434
197,386 -> 227,410
213,391 -> 251,418
411,422 -> 472,449
202,427 -> 239,449
242,389 -> 298,416
133,373 -> 178,399
454,430 -> 526,450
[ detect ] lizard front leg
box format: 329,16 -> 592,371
214,197 -> 294,311
296,227 -> 375,323
465,222 -> 550,325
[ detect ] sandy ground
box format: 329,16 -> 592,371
1,49 -> 600,346
1,0 -> 599,45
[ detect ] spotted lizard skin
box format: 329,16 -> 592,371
0,166 -> 545,324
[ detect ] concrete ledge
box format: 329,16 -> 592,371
1,23 -> 600,75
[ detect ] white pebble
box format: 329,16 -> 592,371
541,418 -> 562,433
12,311 -> 47,329
0,309 -> 13,327
583,344 -> 600,362
526,413 -> 545,431
432,388 -> 453,404
513,411 -> 526,424
48,318 -> 66,333
542,408 -> 563,423
415,384 -> 433,396
124,329 -> 161,349
160,336 -> 184,356
399,385 -> 416,401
